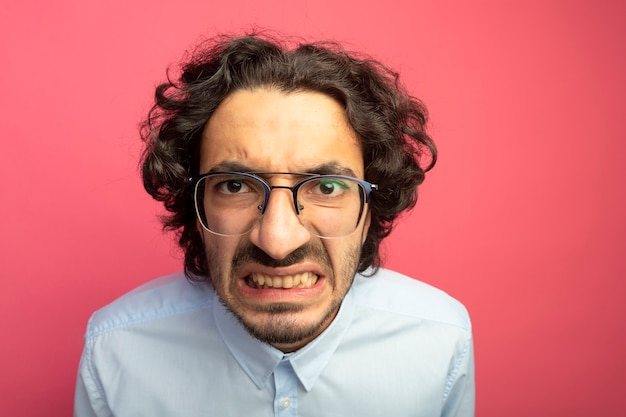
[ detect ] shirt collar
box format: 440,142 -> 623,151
213,285 -> 356,391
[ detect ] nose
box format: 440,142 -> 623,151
247,187 -> 311,260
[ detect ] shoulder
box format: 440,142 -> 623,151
351,268 -> 471,332
85,271 -> 214,340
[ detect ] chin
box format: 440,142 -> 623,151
227,301 -> 339,350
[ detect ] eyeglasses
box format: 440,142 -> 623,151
189,171 -> 378,239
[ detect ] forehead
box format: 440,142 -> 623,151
199,88 -> 364,176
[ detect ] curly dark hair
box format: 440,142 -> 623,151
140,33 -> 436,280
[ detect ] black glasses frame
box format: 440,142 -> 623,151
188,171 -> 378,235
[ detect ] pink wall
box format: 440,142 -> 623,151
2,1 -> 624,415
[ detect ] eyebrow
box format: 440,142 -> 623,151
206,161 -> 359,178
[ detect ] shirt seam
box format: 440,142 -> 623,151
355,301 -> 472,332
84,325 -> 110,413
86,301 -> 212,340
442,335 -> 472,402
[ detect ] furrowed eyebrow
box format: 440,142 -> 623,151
203,161 -> 359,178
305,162 -> 358,177
206,161 -> 257,173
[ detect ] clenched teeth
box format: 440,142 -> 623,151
249,272 -> 319,289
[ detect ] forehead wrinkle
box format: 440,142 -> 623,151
199,88 -> 365,177
204,161 -> 359,178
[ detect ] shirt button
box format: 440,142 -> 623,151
280,398 -> 291,409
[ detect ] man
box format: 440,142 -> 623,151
74,33 -> 474,416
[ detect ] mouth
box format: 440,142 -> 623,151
246,271 -> 320,289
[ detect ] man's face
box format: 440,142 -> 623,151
198,87 -> 370,352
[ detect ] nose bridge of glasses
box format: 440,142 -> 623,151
260,184 -> 302,215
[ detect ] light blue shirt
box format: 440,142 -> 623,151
74,268 -> 474,416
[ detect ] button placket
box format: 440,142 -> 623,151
273,361 -> 298,417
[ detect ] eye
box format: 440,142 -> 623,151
217,179 -> 251,194
311,178 -> 349,197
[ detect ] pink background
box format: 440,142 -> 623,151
1,0 -> 624,415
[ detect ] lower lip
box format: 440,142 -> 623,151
237,276 -> 326,303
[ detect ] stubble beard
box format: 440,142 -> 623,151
206,239 -> 362,348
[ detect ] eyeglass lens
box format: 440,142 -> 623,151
194,174 -> 366,238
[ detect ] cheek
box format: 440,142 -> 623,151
202,233 -> 238,270
324,236 -> 363,275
